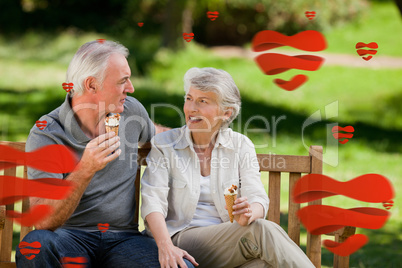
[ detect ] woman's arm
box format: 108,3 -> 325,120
227,134 -> 269,226
146,212 -> 198,268
237,135 -> 270,218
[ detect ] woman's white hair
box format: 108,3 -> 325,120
66,40 -> 129,96
183,67 -> 241,128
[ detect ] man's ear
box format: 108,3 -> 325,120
83,76 -> 99,94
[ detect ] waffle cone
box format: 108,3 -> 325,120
225,194 -> 237,223
105,125 -> 119,136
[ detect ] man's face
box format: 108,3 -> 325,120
98,53 -> 134,114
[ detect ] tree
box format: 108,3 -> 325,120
395,0 -> 402,16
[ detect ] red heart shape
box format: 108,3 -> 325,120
62,82 -> 74,92
305,11 -> 316,20
35,120 -> 47,130
183,33 -> 194,42
138,22 -> 144,27
97,223 -> 110,233
19,241 -> 42,259
332,126 -> 354,144
355,42 -> 378,61
207,11 -> 219,21
382,200 -> 394,210
274,74 -> 307,91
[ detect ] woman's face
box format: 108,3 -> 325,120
183,87 -> 231,133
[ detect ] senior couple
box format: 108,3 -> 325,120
17,40 -> 314,268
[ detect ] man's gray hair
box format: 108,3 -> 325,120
183,67 -> 241,128
66,40 -> 129,96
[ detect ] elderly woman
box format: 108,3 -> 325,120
141,67 -> 314,268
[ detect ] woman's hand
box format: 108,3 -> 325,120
158,241 -> 198,268
146,212 -> 199,268
227,198 -> 265,226
231,196 -> 253,226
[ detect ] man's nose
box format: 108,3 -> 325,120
125,79 -> 134,93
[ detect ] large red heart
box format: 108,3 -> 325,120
293,173 -> 394,256
252,30 -> 326,91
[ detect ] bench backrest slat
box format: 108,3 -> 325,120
288,172 -> 302,246
267,171 -> 281,224
0,167 -> 16,262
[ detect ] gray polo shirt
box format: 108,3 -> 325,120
26,95 -> 155,232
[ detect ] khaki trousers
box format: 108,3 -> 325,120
171,219 -> 315,268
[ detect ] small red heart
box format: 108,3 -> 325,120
97,223 -> 110,233
35,120 -> 47,130
96,39 -> 106,44
62,82 -> 74,92
355,42 -> 378,61
332,126 -> 354,144
183,33 -> 194,43
207,11 -> 219,21
305,11 -> 316,20
382,200 -> 394,210
138,22 -> 144,27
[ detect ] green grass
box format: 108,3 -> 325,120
324,1 -> 402,57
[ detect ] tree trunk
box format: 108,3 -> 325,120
395,0 -> 402,17
162,0 -> 188,50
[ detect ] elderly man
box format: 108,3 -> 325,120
16,40 -> 191,268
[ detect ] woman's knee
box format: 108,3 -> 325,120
251,219 -> 282,230
247,219 -> 288,240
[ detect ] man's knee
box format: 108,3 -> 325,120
16,230 -> 58,255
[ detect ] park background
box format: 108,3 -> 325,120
0,0 -> 401,267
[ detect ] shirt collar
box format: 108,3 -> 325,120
173,126 -> 235,150
59,94 -> 91,144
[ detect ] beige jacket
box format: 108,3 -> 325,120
141,126 -> 269,237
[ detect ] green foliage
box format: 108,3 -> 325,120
190,0 -> 369,46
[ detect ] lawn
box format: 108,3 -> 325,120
1,1 -> 401,267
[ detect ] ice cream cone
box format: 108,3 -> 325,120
105,125 -> 119,136
225,194 -> 237,223
105,113 -> 120,136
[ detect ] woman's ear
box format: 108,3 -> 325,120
224,107 -> 233,121
83,76 -> 99,94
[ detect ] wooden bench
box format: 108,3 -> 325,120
0,141 -> 354,268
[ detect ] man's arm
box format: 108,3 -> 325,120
154,122 -> 170,134
31,132 -> 121,230
141,122 -> 170,148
